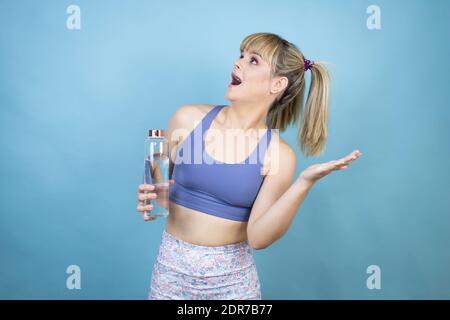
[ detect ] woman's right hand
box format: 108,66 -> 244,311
136,179 -> 175,222
137,183 -> 158,221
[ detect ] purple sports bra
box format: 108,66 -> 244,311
168,105 -> 272,222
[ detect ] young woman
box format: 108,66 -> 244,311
136,32 -> 362,300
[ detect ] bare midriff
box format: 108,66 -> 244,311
165,203 -> 249,246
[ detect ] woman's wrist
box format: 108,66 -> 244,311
295,176 -> 315,191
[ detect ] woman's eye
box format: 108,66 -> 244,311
239,55 -> 257,64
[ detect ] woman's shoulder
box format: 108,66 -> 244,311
174,103 -> 215,117
263,131 -> 296,175
272,132 -> 296,161
167,104 -> 217,149
171,104 -> 216,127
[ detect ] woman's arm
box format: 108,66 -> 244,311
247,148 -> 362,250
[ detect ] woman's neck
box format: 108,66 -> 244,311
224,103 -> 269,131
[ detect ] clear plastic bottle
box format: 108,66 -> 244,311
143,129 -> 170,218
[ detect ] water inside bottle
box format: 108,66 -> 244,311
143,154 -> 170,217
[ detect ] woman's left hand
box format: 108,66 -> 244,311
297,149 -> 362,187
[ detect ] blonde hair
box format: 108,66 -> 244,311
240,32 -> 331,157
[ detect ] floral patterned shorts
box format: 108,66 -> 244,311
148,229 -> 262,300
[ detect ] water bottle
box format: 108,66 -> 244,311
143,129 -> 170,218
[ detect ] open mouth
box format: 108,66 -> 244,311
230,72 -> 242,86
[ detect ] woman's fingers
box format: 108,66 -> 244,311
299,150 -> 362,184
138,184 -> 155,193
340,151 -> 359,163
137,203 -> 157,221
138,192 -> 157,201
136,204 -> 153,212
318,151 -> 360,173
136,183 -> 161,222
334,150 -> 362,168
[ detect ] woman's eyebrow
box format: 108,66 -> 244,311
249,50 -> 262,58
241,50 -> 263,59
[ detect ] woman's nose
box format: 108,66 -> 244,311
233,60 -> 241,71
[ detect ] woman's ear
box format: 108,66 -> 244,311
270,76 -> 289,95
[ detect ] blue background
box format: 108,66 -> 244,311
1,0 -> 449,299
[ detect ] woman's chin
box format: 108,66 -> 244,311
225,87 -> 240,100
226,94 -> 239,102
225,91 -> 234,100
